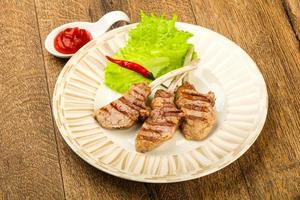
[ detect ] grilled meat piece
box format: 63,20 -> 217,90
94,83 -> 151,129
175,82 -> 216,140
136,90 -> 183,152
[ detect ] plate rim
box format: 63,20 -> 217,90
52,22 -> 268,183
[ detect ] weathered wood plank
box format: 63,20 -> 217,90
34,0 -> 149,199
190,0 -> 300,199
0,0 -> 65,199
129,0 -> 196,23
282,0 -> 300,42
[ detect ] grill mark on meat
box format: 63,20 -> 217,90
164,109 -> 182,114
124,96 -> 146,109
181,90 -> 208,98
132,88 -> 146,98
176,98 -> 211,108
185,115 -> 208,122
117,100 -> 140,116
180,94 -> 211,103
153,104 -> 175,109
119,96 -> 140,111
128,93 -> 144,102
137,133 -> 160,142
133,85 -> 148,97
147,121 -> 176,126
141,127 -> 164,134
155,92 -> 173,98
163,112 -> 182,117
132,100 -> 146,109
130,89 -> 145,100
151,101 -> 174,109
159,106 -> 179,111
110,102 -> 133,120
100,107 -> 109,113
135,96 -> 145,102
162,102 -> 175,107
182,104 -> 209,112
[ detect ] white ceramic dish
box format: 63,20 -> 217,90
52,23 -> 268,183
45,11 -> 130,58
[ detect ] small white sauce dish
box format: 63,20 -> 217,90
44,11 -> 130,58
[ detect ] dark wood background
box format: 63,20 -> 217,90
1,0 -> 300,199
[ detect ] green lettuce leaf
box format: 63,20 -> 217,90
104,12 -> 194,93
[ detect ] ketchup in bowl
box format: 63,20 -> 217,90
54,27 -> 92,54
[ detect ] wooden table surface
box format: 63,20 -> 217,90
1,0 -> 300,199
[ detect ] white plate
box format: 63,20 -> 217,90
52,23 -> 268,183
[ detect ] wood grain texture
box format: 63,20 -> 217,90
34,0 -> 149,199
2,0 -> 299,199
0,0 -> 64,199
282,0 -> 300,42
189,0 -> 300,199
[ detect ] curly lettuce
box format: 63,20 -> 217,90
104,12 -> 194,93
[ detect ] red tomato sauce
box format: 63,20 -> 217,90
54,27 -> 92,54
